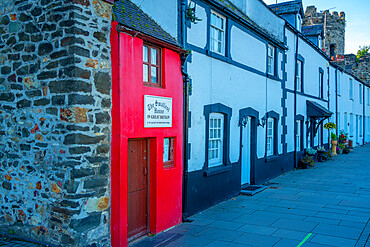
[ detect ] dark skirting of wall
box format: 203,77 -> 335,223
183,162 -> 241,217
183,151 -> 298,217
254,152 -> 295,185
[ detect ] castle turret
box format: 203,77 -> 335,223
302,5 -> 345,59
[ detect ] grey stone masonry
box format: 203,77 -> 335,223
303,5 -> 345,59
334,53 -> 370,86
0,0 -> 113,246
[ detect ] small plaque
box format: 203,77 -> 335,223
144,95 -> 172,128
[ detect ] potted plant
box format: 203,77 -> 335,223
324,122 -> 337,156
336,146 -> 342,154
305,147 -> 317,157
324,150 -> 332,160
300,155 -> 316,169
331,132 -> 338,156
339,130 -> 348,144
338,143 -> 345,154
324,122 -> 337,132
317,146 -> 326,162
347,139 -> 354,153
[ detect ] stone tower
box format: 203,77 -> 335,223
303,6 -> 345,59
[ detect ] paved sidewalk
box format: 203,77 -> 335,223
133,145 -> 370,247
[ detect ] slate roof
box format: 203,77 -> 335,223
269,0 -> 304,17
302,24 -> 324,36
307,100 -> 333,118
213,0 -> 255,25
112,0 -> 179,47
212,0 -> 285,47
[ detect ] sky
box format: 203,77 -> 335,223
262,0 -> 370,54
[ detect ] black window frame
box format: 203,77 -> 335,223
296,55 -> 305,93
295,115 -> 304,152
203,103 -> 232,176
267,44 -> 276,77
319,68 -> 324,99
265,110 -> 279,162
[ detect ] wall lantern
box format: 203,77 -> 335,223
238,116 -> 249,127
259,116 -> 267,127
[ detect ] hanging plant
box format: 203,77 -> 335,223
324,122 -> 336,131
186,3 -> 202,24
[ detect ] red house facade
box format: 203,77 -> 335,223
110,1 -> 184,246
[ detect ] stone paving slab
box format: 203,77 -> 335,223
3,145 -> 370,247
129,144 -> 370,247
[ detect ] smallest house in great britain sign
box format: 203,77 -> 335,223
144,95 -> 172,128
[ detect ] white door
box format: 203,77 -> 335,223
241,117 -> 251,185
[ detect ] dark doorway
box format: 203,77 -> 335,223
128,139 -> 149,241
330,44 -> 336,58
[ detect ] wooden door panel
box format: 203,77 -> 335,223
128,188 -> 148,238
127,139 -> 149,240
128,140 -> 148,193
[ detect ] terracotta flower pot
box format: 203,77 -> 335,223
331,139 -> 337,156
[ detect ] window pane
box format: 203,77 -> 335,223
143,45 -> 148,62
211,13 -> 216,25
151,67 -> 158,83
163,138 -> 170,162
151,48 -> 158,65
217,41 -> 222,52
217,30 -> 222,40
143,64 -> 148,82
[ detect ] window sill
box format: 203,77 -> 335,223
267,74 -> 279,81
265,155 -> 279,163
144,83 -> 163,88
204,164 -> 231,177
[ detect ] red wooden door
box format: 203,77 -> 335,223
127,139 -> 149,240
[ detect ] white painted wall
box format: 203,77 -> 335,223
336,72 -> 367,147
285,28 -> 296,91
187,51 -> 283,171
230,26 -> 266,72
187,3 -> 207,49
245,0 -> 285,42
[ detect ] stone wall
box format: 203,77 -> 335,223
0,0 -> 112,246
303,5 -> 345,58
334,53 -> 370,86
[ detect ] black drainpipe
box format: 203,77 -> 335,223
335,69 -> 338,137
293,31 -> 299,167
363,83 -> 365,145
327,63 -> 330,146
180,0 -> 190,221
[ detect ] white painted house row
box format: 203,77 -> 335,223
129,0 -> 370,216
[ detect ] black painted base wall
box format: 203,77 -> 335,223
183,162 -> 241,217
254,152 -> 295,185
183,151 -> 297,217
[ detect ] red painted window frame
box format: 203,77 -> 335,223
143,43 -> 162,88
163,137 -> 175,168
